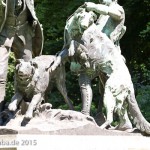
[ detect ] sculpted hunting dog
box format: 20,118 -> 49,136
8,55 -> 73,119
49,7 -> 132,129
50,23 -> 150,134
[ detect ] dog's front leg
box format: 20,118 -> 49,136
8,92 -> 23,111
25,93 -> 42,119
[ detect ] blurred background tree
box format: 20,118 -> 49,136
6,0 -> 150,121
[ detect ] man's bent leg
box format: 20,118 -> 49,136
0,47 -> 9,112
79,73 -> 92,115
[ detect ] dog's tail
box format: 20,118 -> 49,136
127,92 -> 150,134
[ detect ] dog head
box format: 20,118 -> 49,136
15,59 -> 38,80
75,8 -> 97,33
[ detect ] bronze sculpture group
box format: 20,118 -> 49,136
0,0 -> 150,135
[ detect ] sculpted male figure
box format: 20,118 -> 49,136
0,0 -> 43,112
85,0 -> 126,53
83,0 -> 132,129
83,0 -> 126,116
50,8 -> 97,116
77,0 -> 126,115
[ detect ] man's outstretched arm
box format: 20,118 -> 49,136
85,2 -> 124,21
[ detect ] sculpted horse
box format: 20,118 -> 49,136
50,14 -> 150,134
8,55 -> 73,119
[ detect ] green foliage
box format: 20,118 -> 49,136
47,89 -> 67,109
132,59 -> 150,92
140,22 -> 150,39
136,85 -> 150,122
119,0 -> 150,63
35,0 -> 98,55
131,59 -> 150,121
5,52 -> 15,102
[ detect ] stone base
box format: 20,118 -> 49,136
0,104 -> 149,149
0,111 -> 144,136
0,103 -> 145,136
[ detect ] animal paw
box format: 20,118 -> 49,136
25,111 -> 33,119
68,41 -> 75,56
8,103 -> 17,111
68,47 -> 75,56
100,121 -> 110,129
49,56 -> 61,72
